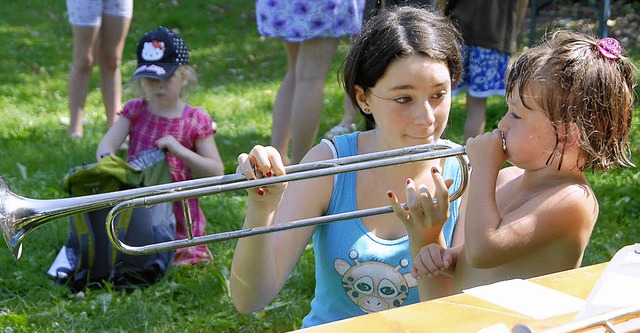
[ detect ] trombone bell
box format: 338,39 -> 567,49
2,178 -> 28,259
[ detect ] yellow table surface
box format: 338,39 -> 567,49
296,263 -> 607,333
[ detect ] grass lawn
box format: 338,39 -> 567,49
1,0 -> 639,331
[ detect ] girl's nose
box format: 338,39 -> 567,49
497,113 -> 509,132
415,100 -> 436,125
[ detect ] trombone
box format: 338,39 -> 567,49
1,142 -> 468,259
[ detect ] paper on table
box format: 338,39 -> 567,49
463,279 -> 586,320
574,243 -> 640,320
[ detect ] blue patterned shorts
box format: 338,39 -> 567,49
453,45 -> 510,98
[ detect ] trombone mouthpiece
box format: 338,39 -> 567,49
500,131 -> 507,153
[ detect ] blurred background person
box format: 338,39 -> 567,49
444,0 -> 529,140
256,0 -> 365,164
66,0 -> 133,138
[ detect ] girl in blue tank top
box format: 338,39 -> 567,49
231,5 -> 466,329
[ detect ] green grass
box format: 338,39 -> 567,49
1,1 -> 639,332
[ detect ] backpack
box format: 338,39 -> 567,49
47,149 -> 176,292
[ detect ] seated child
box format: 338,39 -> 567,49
97,27 -> 224,265
392,30 -> 636,298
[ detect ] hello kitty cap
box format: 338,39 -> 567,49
133,26 -> 189,79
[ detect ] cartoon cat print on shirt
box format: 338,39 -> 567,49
334,250 -> 417,313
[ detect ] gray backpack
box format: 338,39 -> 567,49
48,149 -> 176,292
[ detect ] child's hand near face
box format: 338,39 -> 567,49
466,129 -> 507,172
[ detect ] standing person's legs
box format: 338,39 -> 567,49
462,46 -> 509,140
270,42 -> 299,165
464,95 -> 487,140
69,25 -> 101,137
289,38 -> 339,164
97,14 -> 131,129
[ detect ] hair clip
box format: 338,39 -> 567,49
596,37 -> 622,61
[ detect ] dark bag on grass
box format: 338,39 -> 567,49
47,149 -> 176,291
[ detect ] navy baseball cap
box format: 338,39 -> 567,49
133,26 -> 189,79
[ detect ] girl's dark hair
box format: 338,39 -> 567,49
506,30 -> 636,172
342,5 -> 463,129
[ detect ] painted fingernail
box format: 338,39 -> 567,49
257,188 -> 265,196
432,167 -> 439,174
387,191 -> 393,198
406,178 -> 412,185
266,171 -> 273,177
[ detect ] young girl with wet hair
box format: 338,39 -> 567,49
399,30 -> 635,297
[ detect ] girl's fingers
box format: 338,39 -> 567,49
410,264 -> 421,280
387,190 -> 409,225
412,253 -> 428,279
406,178 -> 423,221
426,245 -> 445,271
238,145 -> 287,197
431,167 -> 450,221
237,153 -> 257,180
412,247 -> 441,278
442,248 -> 452,269
265,146 -> 286,176
249,145 -> 274,177
416,183 -> 434,220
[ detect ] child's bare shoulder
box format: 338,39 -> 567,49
496,166 -> 523,186
544,180 -> 597,218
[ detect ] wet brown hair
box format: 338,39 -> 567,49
341,5 -> 463,130
506,30 -> 636,172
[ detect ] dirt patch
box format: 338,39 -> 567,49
522,0 -> 640,51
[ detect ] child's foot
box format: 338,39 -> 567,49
69,131 -> 83,139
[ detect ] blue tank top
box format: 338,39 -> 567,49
301,132 -> 464,327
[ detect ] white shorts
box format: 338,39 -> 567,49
67,0 -> 133,27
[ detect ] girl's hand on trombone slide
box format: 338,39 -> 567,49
237,145 -> 287,200
387,167 -> 452,248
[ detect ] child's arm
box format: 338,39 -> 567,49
156,134 -> 224,177
96,117 -> 130,161
464,130 -> 596,269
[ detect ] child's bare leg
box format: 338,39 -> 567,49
98,14 -> 131,129
270,42 -> 299,165
69,25 -> 100,137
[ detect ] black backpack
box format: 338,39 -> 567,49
48,149 -> 176,292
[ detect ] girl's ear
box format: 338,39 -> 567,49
559,122 -> 581,148
179,71 -> 189,86
354,85 -> 369,112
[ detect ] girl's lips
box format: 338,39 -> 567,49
406,134 -> 431,140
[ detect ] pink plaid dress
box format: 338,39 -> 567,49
122,98 -> 216,265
